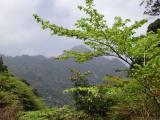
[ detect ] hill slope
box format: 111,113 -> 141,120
3,46 -> 127,107
0,72 -> 44,120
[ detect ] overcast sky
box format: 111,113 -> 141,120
0,0 -> 155,57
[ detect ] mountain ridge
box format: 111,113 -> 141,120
3,45 -> 128,106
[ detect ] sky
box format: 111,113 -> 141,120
0,0 -> 155,57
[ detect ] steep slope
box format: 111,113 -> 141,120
3,46 -> 127,107
0,71 -> 44,120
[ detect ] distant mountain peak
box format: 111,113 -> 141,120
70,45 -> 91,53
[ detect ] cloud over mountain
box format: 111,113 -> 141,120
0,0 -> 148,57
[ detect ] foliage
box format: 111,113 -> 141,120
4,53 -> 126,107
33,0 -> 149,68
0,56 -> 8,73
147,18 -> 160,33
19,106 -> 88,120
0,91 -> 21,120
132,56 -> 160,109
0,72 -> 45,113
66,86 -> 119,117
0,56 -> 45,119
140,0 -> 160,16
67,68 -> 91,110
34,0 -> 160,72
33,0 -> 160,119
68,68 -> 90,88
65,68 -> 119,118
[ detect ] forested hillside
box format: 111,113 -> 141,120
3,45 -> 127,107
1,0 -> 160,119
0,58 -> 45,120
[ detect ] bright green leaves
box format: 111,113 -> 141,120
19,106 -> 88,120
103,75 -> 130,87
33,0 -> 160,117
85,0 -> 94,6
57,50 -> 105,63
131,56 -> 160,107
131,31 -> 160,66
34,0 -> 160,90
33,0 -> 150,67
64,86 -> 99,97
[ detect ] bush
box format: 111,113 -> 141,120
19,106 -> 88,120
0,72 -> 45,119
0,92 -> 21,120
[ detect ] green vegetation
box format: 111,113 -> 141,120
1,0 -> 160,119
0,57 -> 45,120
32,0 -> 160,119
19,106 -> 88,120
147,19 -> 160,33
0,56 -> 8,73
141,0 -> 160,16
3,51 -> 126,107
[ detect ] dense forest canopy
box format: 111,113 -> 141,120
3,51 -> 127,107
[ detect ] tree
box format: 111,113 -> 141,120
68,68 -> 90,110
147,18 -> 160,47
67,68 -> 117,117
141,0 -> 160,16
34,0 -> 159,70
0,56 -> 8,73
147,18 -> 160,33
34,0 -> 160,114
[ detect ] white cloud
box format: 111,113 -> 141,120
21,48 -> 39,56
0,0 -> 153,57
0,0 -> 39,44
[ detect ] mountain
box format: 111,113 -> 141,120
3,45 -> 127,107
70,45 -> 91,52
